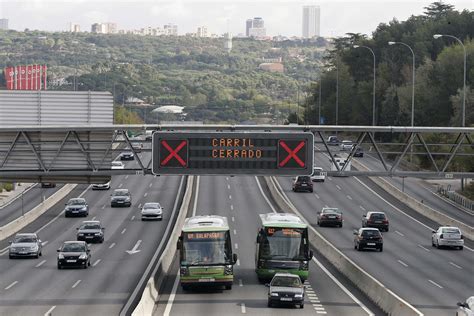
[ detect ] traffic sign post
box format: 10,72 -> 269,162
152,132 -> 313,175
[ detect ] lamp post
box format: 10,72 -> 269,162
353,45 -> 377,126
388,41 -> 415,126
318,80 -> 322,125
335,56 -> 339,125
433,34 -> 467,127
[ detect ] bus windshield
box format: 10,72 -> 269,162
182,231 -> 231,265
259,227 -> 307,260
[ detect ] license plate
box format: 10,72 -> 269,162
301,184 -> 307,186
86,236 -> 93,239
281,298 -> 292,301
329,216 -> 336,219
67,260 -> 76,263
72,211 -> 78,213
19,252 -> 27,254
367,243 -> 376,246
375,221 -> 382,224
117,201 -> 123,203
198,278 -> 215,282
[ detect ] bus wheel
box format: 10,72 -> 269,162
225,284 -> 232,290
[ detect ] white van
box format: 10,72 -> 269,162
330,155 -> 351,172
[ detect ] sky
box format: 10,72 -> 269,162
0,0 -> 471,37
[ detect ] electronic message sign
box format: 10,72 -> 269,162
152,132 -> 313,175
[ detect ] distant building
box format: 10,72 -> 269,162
302,5 -> 320,38
245,19 -> 253,37
69,23 -> 81,33
104,22 -> 117,34
91,22 -> 117,34
196,26 -> 208,37
0,18 -> 8,30
246,17 -> 266,38
224,32 -> 232,53
259,63 -> 284,73
164,23 -> 178,36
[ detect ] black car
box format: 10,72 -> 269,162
267,273 -> 305,308
353,228 -> 383,252
57,241 -> 91,269
353,145 -> 364,157
119,151 -> 134,160
111,189 -> 132,207
41,182 -> 56,188
362,212 -> 389,232
317,207 -> 343,227
292,176 -> 313,193
76,220 -> 105,243
64,198 -> 89,217
327,136 -> 340,146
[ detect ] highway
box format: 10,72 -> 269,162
0,151 -> 184,316
155,175 -> 383,316
277,149 -> 474,315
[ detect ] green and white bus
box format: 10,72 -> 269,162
255,213 -> 313,281
177,215 -> 238,290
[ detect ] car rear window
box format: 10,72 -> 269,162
362,230 -> 381,237
442,228 -> 460,234
370,213 -> 386,220
62,244 -> 86,252
298,176 -> 311,182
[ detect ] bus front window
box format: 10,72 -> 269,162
260,227 -> 306,260
182,232 -> 231,265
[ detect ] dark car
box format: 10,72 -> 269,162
292,176 -> 313,193
353,145 -> 364,157
267,273 -> 305,308
57,241 -> 91,269
111,189 -> 132,207
119,151 -> 134,160
362,211 -> 389,232
9,233 -> 43,259
353,228 -> 383,252
327,136 -> 340,146
41,182 -> 56,188
76,220 -> 105,243
317,207 -> 343,227
64,198 -> 89,217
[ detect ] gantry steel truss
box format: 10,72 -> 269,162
0,124 -> 472,183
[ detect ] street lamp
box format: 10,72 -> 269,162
388,41 -> 416,126
353,45 -> 376,126
318,80 -> 322,125
335,56 -> 339,125
433,34 -> 467,127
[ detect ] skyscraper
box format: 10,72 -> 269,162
245,19 -> 253,37
302,5 -> 320,38
0,18 -> 8,30
246,17 -> 266,38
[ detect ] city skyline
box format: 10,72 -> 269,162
0,1 -> 471,37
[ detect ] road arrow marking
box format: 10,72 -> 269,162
126,240 -> 142,255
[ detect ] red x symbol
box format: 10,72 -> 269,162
161,140 -> 187,166
279,140 -> 305,167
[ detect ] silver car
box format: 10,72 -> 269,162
141,202 -> 163,220
457,296 -> 474,316
432,226 -> 464,250
9,233 -> 43,259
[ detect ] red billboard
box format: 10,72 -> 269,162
4,65 -> 48,90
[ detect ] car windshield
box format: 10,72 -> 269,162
271,276 -> 301,287
62,243 -> 86,252
14,236 -> 37,243
113,190 -> 129,196
442,228 -> 460,234
80,224 -> 100,230
370,213 -> 386,219
361,230 -> 381,237
144,204 -> 160,209
68,199 -> 85,205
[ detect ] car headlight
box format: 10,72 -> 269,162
29,246 -> 38,251
94,233 -> 102,236
81,206 -> 87,210
180,266 -> 189,276
79,253 -> 87,260
78,233 -> 84,236
58,254 -> 65,259
271,293 -> 279,297
294,293 -> 303,298
224,264 -> 233,275
125,197 -> 131,202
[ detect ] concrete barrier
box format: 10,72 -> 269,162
0,183 -> 77,241
131,176 -> 194,316
352,160 -> 473,240
265,176 -> 422,316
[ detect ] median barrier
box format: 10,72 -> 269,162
352,160 -> 473,240
131,176 -> 194,316
265,176 -> 422,316
0,184 -> 77,241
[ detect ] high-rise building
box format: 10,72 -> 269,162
246,17 -> 266,38
302,5 -> 320,38
69,23 -> 81,33
104,22 -> 117,34
245,19 -> 253,37
197,26 -> 208,37
224,33 -> 232,53
0,18 -> 8,30
91,22 -> 117,34
164,23 -> 178,36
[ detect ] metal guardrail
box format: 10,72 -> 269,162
437,185 -> 474,211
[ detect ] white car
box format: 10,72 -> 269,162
431,226 -> 464,250
311,167 -> 325,182
141,202 -> 163,221
457,296 -> 474,316
111,161 -> 125,170
92,181 -> 111,190
340,140 -> 353,151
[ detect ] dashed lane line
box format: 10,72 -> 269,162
121,228 -> 127,234
241,303 -> 246,314
230,204 -> 234,211
449,262 -> 462,269
347,195 -> 353,200
229,195 -> 232,200
72,280 -> 81,288
233,229 -> 237,235
395,231 -> 405,237
109,242 -> 116,249
35,260 -> 46,268
44,306 -> 56,316
428,279 -> 443,289
397,260 -> 409,267
239,279 -> 243,287
5,281 -> 18,290
93,259 -> 101,267
235,243 -> 238,250
336,185 -> 342,190
418,244 -> 431,252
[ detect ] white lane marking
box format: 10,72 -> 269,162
254,176 -> 277,213
428,279 -> 443,289
144,192 -> 148,197
227,184 -> 231,190
231,216 -> 235,222
118,183 -> 123,188
226,177 -> 229,181
237,259 -> 240,266
314,307 -> 325,311
125,175 -> 129,179
347,195 -> 352,200
353,178 -> 474,251
327,177 -> 332,181
44,306 -> 56,316
163,274 -> 180,316
36,185 -> 91,234
449,262 -> 462,269
121,228 -> 127,234
138,203 -> 142,209
72,280 -> 81,288
109,242 -> 116,249
5,281 -> 18,290
233,229 -> 237,235
336,185 -> 341,190
42,241 -> 48,246
313,304 -> 323,307
235,243 -> 239,250
241,303 -> 246,314
314,193 -> 320,199
93,259 -> 101,267
230,204 -> 234,211
239,279 -> 243,287
316,311 -> 327,314
229,195 -> 232,200
397,260 -> 409,267
192,176 -> 200,217
418,244 -> 431,252
360,205 -> 366,211
395,231 -> 405,237
101,205 -> 105,209
91,216 -> 96,221
131,215 -> 135,220
149,183 -> 153,188
36,260 -> 46,268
